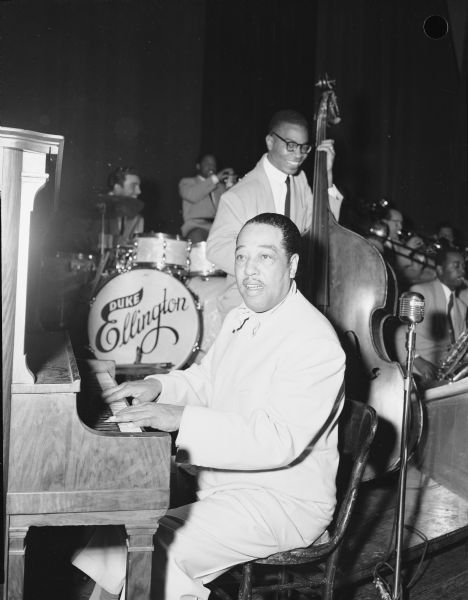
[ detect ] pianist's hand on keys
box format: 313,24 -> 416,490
102,378 -> 163,405
102,377 -> 185,432
107,401 -> 184,432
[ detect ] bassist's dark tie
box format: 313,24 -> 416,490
284,175 -> 291,218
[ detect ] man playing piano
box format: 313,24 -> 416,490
73,213 -> 345,600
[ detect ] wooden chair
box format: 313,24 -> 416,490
213,398 -> 378,600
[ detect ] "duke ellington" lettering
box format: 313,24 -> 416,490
95,287 -> 189,355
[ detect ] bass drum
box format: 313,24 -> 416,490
88,268 -> 201,369
186,275 -> 227,362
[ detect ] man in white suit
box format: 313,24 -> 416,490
396,247 -> 467,384
73,213 -> 345,600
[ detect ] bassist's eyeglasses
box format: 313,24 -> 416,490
271,132 -> 312,154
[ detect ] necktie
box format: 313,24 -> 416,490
447,292 -> 456,344
284,176 -> 291,218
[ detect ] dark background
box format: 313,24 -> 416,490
1,0 -> 467,240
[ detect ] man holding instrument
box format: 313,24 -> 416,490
395,246 -> 467,385
71,213 -> 345,600
206,109 -> 343,316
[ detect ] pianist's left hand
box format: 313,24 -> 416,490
108,402 -> 184,432
102,378 -> 163,404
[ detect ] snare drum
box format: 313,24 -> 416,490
88,268 -> 201,369
188,241 -> 225,278
133,232 -> 189,275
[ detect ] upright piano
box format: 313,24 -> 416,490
1,127 -> 171,600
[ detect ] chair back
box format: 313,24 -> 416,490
329,399 -> 378,550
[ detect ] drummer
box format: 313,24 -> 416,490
179,153 -> 236,243
98,165 -> 145,249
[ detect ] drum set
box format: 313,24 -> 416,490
89,232 -> 227,370
40,226 -> 227,373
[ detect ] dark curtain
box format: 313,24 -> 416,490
1,0 -> 207,235
201,0 -> 467,241
315,0 -> 467,239
201,0 -> 319,178
3,0 -> 465,241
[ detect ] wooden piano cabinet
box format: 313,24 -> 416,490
6,513 -> 165,600
4,333 -> 171,600
2,127 -> 170,600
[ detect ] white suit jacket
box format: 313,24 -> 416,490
150,285 -> 345,533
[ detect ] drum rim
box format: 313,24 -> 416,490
189,240 -> 208,249
87,267 -> 202,370
187,269 -> 226,277
132,260 -> 189,271
133,232 -> 184,240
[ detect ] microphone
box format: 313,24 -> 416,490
392,291 -> 425,600
398,291 -> 425,325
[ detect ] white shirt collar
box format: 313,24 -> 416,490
233,281 -> 297,336
439,280 -> 453,305
263,154 -> 289,184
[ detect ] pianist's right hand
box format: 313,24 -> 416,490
102,378 -> 162,405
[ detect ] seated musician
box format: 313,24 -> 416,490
99,165 -> 145,249
179,153 -> 236,243
395,232 -> 436,289
72,213 -> 345,600
45,165 -> 144,257
434,221 -> 458,249
205,109 -> 343,317
395,247 -> 467,386
380,207 -> 435,290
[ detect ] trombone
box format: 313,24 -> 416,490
368,221 -> 439,269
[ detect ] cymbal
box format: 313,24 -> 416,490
94,194 -> 144,218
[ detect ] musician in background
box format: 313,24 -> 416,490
72,213 -> 345,600
380,207 -> 435,290
395,233 -> 436,289
99,166 -> 144,249
206,109 -> 343,316
395,247 -> 467,385
434,221 -> 457,248
45,166 -> 144,256
179,153 -> 236,243
381,206 -> 403,245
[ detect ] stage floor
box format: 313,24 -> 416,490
6,462 -> 468,599
337,462 -> 468,598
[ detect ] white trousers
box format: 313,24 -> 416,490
73,488 -> 328,600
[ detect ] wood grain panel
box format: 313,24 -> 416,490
418,390 -> 468,500
2,147 -> 23,499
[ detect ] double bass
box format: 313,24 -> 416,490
304,78 -> 421,478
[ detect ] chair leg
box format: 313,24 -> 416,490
322,551 -> 339,600
278,566 -> 290,600
239,563 -> 253,600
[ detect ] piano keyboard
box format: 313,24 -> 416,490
94,371 -> 142,433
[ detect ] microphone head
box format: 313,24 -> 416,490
398,291 -> 425,324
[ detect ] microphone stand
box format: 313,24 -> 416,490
393,321 -> 417,599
